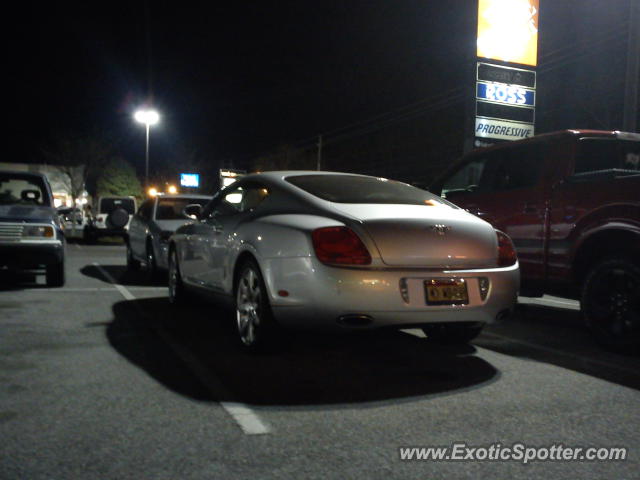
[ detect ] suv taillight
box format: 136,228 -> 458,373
312,227 -> 372,266
496,230 -> 517,267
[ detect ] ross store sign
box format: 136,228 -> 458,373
477,0 -> 539,67
477,82 -> 535,107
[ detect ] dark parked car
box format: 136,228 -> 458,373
0,171 -> 65,286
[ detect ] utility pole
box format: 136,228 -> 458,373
317,134 -> 323,170
623,0 -> 639,132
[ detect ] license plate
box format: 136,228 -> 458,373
424,279 -> 469,305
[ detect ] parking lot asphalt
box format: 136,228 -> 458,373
1,242 -> 639,479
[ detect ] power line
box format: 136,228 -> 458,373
247,11 -> 631,168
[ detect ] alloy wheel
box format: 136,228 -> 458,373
236,267 -> 263,346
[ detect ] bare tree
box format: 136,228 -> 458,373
42,133 -> 112,203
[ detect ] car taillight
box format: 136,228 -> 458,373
496,230 -> 517,267
312,227 -> 372,266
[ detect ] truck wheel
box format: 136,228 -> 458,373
422,322 -> 484,344
582,257 -> 640,352
46,261 -> 65,287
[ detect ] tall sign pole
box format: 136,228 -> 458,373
471,0 -> 539,148
623,0 -> 639,132
317,134 -> 323,171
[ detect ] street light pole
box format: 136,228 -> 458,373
145,123 -> 150,186
134,109 -> 160,188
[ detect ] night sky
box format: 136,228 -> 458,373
7,1 -> 637,181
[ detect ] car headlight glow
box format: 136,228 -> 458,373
22,225 -> 54,238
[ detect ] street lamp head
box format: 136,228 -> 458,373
134,109 -> 160,126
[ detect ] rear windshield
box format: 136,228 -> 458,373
286,174 -> 453,206
0,174 -> 50,206
156,197 -> 210,220
99,198 -> 135,215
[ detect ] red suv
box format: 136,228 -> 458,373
431,130 -> 640,351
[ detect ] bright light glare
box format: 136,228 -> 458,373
167,185 -> 178,194
225,193 -> 242,204
148,187 -> 158,197
222,177 -> 237,187
477,0 -> 539,66
134,109 -> 160,126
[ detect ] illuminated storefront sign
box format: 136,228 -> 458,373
180,173 -> 200,188
471,2 -> 539,146
477,82 -> 535,106
475,62 -> 536,142
475,118 -> 534,141
477,0 -> 539,67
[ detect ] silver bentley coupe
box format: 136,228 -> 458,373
168,171 -> 519,350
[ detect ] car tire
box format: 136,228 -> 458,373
234,258 -> 277,352
46,260 -> 65,287
582,257 -> 640,353
126,242 -> 140,271
422,322 -> 484,344
145,240 -> 159,281
168,247 -> 187,305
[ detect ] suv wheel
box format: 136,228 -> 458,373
582,257 -> 640,352
46,260 -> 65,287
106,208 -> 129,230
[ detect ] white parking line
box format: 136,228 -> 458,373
93,263 -> 135,300
402,326 -> 638,378
519,295 -> 581,310
150,326 -> 270,435
27,287 -> 167,292
480,332 -> 640,376
93,262 -> 270,435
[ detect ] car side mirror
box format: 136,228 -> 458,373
183,204 -> 203,220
